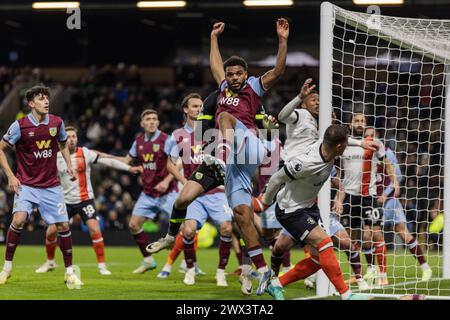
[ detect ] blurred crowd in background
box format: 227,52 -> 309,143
0,64 -> 444,249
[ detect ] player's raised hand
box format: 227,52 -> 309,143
8,176 -> 21,194
276,18 -> 289,40
262,114 -> 279,131
332,199 -> 343,215
211,22 -> 225,38
299,78 -> 316,99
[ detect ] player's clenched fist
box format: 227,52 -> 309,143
211,22 -> 225,38
276,18 -> 289,40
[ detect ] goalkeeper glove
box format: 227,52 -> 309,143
262,114 -> 279,131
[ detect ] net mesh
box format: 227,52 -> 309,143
329,4 -> 450,298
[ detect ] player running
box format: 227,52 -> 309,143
334,114 -> 400,287
262,124 -> 369,300
366,128 -> 432,282
0,85 -> 82,287
159,93 -> 233,286
121,109 -> 178,274
35,126 -> 142,275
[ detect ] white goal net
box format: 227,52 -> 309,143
317,2 -> 450,300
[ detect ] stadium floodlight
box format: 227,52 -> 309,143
243,0 -> 294,7
32,2 -> 80,9
353,0 -> 404,4
317,1 -> 450,300
137,1 -> 187,8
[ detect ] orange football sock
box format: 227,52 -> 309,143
167,232 -> 184,265
318,237 -> 349,295
279,255 -> 320,287
91,232 -> 105,263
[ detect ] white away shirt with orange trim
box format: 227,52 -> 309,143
57,147 -> 99,204
281,108 -> 319,162
341,137 -> 386,196
277,140 -> 333,213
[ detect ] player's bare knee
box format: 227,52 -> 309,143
218,111 -> 232,123
87,219 -> 100,234
175,192 -> 192,209
307,226 -> 329,249
183,227 -> 196,240
46,224 -> 58,237
11,220 -> 25,230
182,220 -> 197,239
233,205 -> 250,220
220,222 -> 232,237
12,213 -> 27,229
56,222 -> 70,233
272,242 -> 285,256
128,221 -> 141,234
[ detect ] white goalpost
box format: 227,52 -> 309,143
317,1 -> 450,299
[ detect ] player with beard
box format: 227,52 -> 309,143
334,114 -> 400,287
148,19 -> 285,299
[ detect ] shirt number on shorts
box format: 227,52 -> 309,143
82,204 -> 95,217
57,203 -> 65,215
366,208 -> 380,220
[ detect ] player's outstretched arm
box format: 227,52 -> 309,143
167,157 -> 188,185
58,140 -> 76,181
261,18 -> 289,91
0,140 -> 20,194
261,166 -> 292,207
94,152 -> 142,174
348,137 -> 380,151
278,79 -> 316,123
116,154 -> 135,165
210,22 -> 226,86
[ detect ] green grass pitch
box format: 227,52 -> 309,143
0,245 -> 447,300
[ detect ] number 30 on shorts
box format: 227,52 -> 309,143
365,208 -> 381,220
